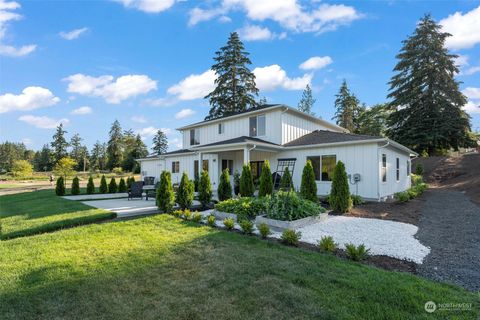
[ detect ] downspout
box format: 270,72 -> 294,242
377,140 -> 390,201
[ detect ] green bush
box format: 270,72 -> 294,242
239,219 -> 254,235
217,169 -> 232,201
258,160 -> 273,197
194,173 -> 199,192
192,212 -> 202,223
108,177 -> 117,193
265,191 -> 325,221
99,175 -> 108,194
55,176 -> 65,196
394,191 -> 410,202
411,173 -> 423,186
183,209 -> 192,221
198,170 -> 212,209
415,163 -> 424,176
281,229 -> 301,246
112,167 -> 123,174
239,164 -> 255,197
118,178 -> 127,192
127,176 -> 135,188
207,215 -> 216,227
329,161 -> 352,213
176,172 -> 194,210
71,176 -> 80,195
300,160 -> 317,202
172,209 -> 183,218
350,194 -> 365,206
279,167 -> 294,191
396,183 -> 428,203
223,218 -> 235,230
157,171 -> 175,213
318,236 -> 337,253
258,223 -> 271,239
345,243 -> 370,261
215,197 -> 266,221
86,176 -> 95,194
233,170 -> 240,195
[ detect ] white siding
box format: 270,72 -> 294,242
140,159 -> 165,181
378,145 -> 411,198
281,112 -> 340,144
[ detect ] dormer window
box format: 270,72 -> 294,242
190,128 -> 200,145
249,114 -> 266,137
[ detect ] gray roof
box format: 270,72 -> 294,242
195,136 -> 279,148
161,148 -> 193,155
283,130 -> 382,147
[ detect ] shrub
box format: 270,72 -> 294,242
300,160 -> 317,202
207,215 -> 216,227
329,161 -> 352,213
350,194 -> 365,206
118,178 -> 127,192
218,169 -> 232,201
71,176 -> 80,195
172,210 -> 183,218
112,167 -> 123,174
265,191 -> 325,221
281,229 -> 301,246
198,170 -> 212,209
345,243 -> 370,261
108,177 -> 117,193
176,172 -> 194,210
55,176 -> 65,196
239,164 -> 255,197
394,191 -> 410,202
127,176 -> 135,188
99,175 -> 108,194
258,223 -> 271,239
239,219 -> 254,235
415,163 -> 424,176
233,170 -> 240,195
192,212 -> 202,223
223,218 -> 235,230
215,197 -> 266,221
258,160 -> 273,197
411,174 -> 423,186
157,171 -> 175,213
11,160 -> 33,177
279,167 -> 294,191
86,176 -> 95,194
318,236 -> 337,253
183,209 -> 192,220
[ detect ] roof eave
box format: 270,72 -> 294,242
283,138 -> 386,150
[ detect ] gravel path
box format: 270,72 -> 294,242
416,190 -> 480,292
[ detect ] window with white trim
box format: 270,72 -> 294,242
306,155 -> 337,181
190,128 -> 199,146
249,114 -> 266,137
381,154 -> 387,182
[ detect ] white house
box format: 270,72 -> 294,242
138,104 -> 417,201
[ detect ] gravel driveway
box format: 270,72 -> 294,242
416,190 -> 480,292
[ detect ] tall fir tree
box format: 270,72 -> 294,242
332,80 -> 362,132
106,120 -> 124,170
152,129 -> 168,155
123,134 -> 148,173
356,103 -> 390,137
90,141 -> 107,171
387,15 -> 474,154
34,144 -> 53,171
205,32 -> 259,120
298,84 -> 316,116
51,123 -> 69,164
69,133 -> 88,171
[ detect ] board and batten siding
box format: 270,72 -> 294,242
377,145 -> 411,198
281,112 -> 342,145
140,159 -> 165,181
164,153 -> 219,188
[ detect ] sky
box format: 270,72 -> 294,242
0,0 -> 479,152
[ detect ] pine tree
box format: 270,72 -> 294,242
99,175 -> 108,194
300,160 -> 317,202
332,80 -> 361,132
217,168 -> 232,201
118,177 -> 127,192
258,160 -> 273,197
198,170 -> 212,209
356,103 -> 390,137
90,141 -> 107,171
258,96 -> 268,105
387,14 -> 475,154
152,129 -> 168,155
239,164 -> 254,197
71,176 -> 80,195
176,172 -> 194,210
51,124 -> 69,164
298,84 -> 316,116
108,177 -> 117,193
329,161 -> 352,213
280,167 -> 294,191
205,32 -> 259,120
123,133 -> 148,173
106,120 -> 124,170
70,133 -> 88,171
157,171 -> 175,213
86,176 -> 95,194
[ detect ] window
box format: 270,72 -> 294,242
222,159 -> 233,174
249,114 -> 266,137
172,161 -> 180,173
250,161 -> 264,180
306,155 -> 336,181
202,159 -> 209,172
190,128 -> 199,145
407,160 -> 410,176
381,154 -> 387,182
218,123 -> 224,134
194,160 -> 199,177
396,157 -> 400,181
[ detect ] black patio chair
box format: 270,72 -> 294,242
145,181 -> 160,201
128,181 -> 144,200
144,176 -> 155,186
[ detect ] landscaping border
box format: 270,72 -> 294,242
255,212 -> 329,231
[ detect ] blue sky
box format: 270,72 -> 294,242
1,0 -> 479,152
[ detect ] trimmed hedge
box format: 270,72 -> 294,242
86,176 -> 95,194
218,169 -> 232,201
329,161 -> 352,213
258,160 -> 273,197
108,177 -> 117,193
300,160 -> 317,202
99,175 -> 108,194
118,178 -> 127,193
176,172 -> 194,210
157,171 -> 175,213
71,177 -> 80,195
240,164 -> 254,197
55,176 -> 65,196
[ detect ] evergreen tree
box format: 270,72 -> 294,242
279,167 -> 294,191
108,177 -> 117,193
198,170 -> 212,209
205,32 -> 258,120
106,120 -> 124,170
356,103 -> 390,137
70,133 -> 88,171
233,170 -> 240,195
152,129 -> 168,155
218,168 -> 232,201
176,172 -> 194,210
99,175 -> 108,194
118,177 -> 127,192
333,80 -> 362,132
51,124 -> 69,164
55,176 -> 65,196
123,133 -> 147,173
71,176 -> 80,195
90,141 -> 107,171
86,176 -> 95,194
298,84 -> 316,116
387,14 -> 475,154
157,171 -> 175,213
239,164 -> 254,197
258,160 -> 273,197
34,144 -> 53,172
329,161 -> 352,213
0,141 -> 28,172
127,176 -> 135,188
300,160 -> 317,202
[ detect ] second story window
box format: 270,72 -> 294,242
190,128 -> 199,145
218,123 -> 224,134
249,114 -> 266,137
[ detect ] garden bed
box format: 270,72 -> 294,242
255,212 -> 329,231
213,210 -> 239,222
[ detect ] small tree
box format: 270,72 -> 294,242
218,169 -> 232,201
127,176 -> 135,188
233,170 -> 240,195
108,177 -> 117,193
280,167 -> 294,191
157,171 -> 175,213
86,176 -> 95,194
118,177 -> 127,192
239,164 -> 254,197
198,170 -> 212,209
300,160 -> 317,202
258,160 -> 273,197
99,175 -> 108,194
415,163 -> 424,176
55,176 -> 65,196
176,172 -> 194,210
329,161 -> 352,213
11,160 -> 33,178
71,176 -> 80,195
53,156 -> 76,186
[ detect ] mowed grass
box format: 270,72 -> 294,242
0,190 -> 115,239
0,212 -> 478,319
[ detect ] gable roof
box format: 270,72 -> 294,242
192,136 -> 279,148
283,130 -> 381,147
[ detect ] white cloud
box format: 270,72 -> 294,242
59,27 -> 88,40
0,86 -> 60,113
135,126 -> 172,140
454,54 -> 469,67
131,115 -> 147,123
464,66 -> 480,76
463,87 -> 480,100
440,6 -> 480,50
143,97 -> 177,107
64,73 -> 157,104
169,137 -> 182,149
175,108 -> 196,119
464,101 -> 480,114
463,87 -> 480,114
188,7 -> 227,26
0,44 -> 36,57
21,137 -> 32,145
18,115 -> 69,129
237,24 -> 281,41
71,106 -> 92,115
299,56 -> 333,70
0,0 -> 36,57
116,0 -> 176,13
253,64 -> 312,91
218,15 -> 232,23
167,69 -> 216,100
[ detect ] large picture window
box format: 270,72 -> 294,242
306,155 -> 336,181
222,159 -> 233,174
190,128 -> 200,145
172,161 -> 180,173
381,154 -> 387,182
249,114 -> 266,137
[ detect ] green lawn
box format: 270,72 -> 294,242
0,190 -> 115,239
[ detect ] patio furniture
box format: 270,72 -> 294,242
144,176 -> 155,186
128,181 -> 144,200
144,182 -> 159,200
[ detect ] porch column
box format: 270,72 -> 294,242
243,146 -> 250,164
198,152 -> 203,170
